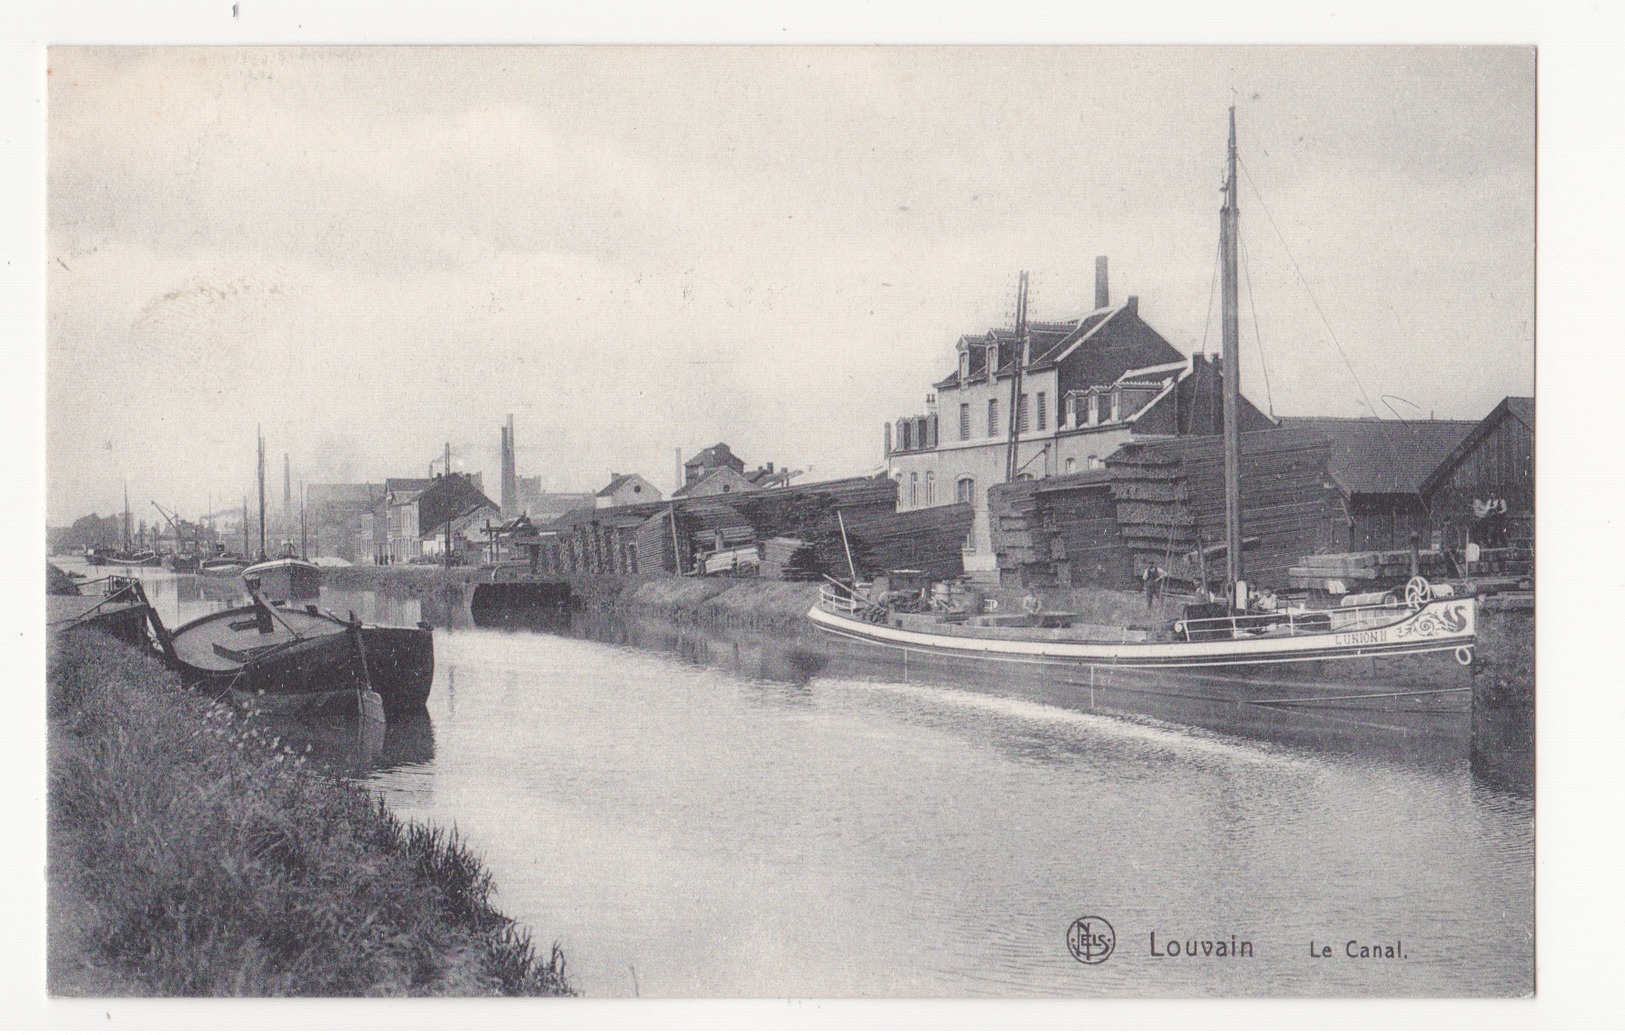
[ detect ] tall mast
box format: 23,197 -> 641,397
444,441 -> 453,568
1220,106 -> 1245,600
257,426 -> 267,560
122,482 -> 131,550
1004,270 -> 1030,483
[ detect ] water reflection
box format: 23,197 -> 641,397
566,613 -> 1504,780
260,710 -> 438,776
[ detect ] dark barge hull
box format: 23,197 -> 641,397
164,605 -> 434,718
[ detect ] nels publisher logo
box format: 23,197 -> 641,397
1067,915 -> 1116,964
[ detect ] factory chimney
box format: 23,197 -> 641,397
500,414 -> 518,518
1095,255 -> 1109,310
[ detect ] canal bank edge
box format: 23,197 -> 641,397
46,625 -> 574,996
325,566 -> 1534,692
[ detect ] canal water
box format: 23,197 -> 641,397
133,570 -> 1533,997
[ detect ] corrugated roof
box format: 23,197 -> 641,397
1277,416 -> 1475,495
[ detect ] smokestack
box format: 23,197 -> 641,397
282,453 -> 291,534
1095,256 -> 1109,310
500,414 -> 517,518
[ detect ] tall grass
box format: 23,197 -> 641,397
48,629 -> 572,996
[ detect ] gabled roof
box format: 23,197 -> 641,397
685,443 -> 744,470
671,466 -> 758,498
597,473 -> 645,498
1278,416 -> 1476,496
1418,396 -> 1535,496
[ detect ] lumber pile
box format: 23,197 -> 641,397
1288,548 -> 1453,592
759,536 -> 816,580
1466,546 -> 1534,576
842,502 -> 973,580
989,474 -> 1135,590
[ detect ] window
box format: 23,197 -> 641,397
1088,455 -> 1102,470
1087,394 -> 1099,426
1036,392 -> 1047,431
1110,390 -> 1121,423
987,399 -> 999,437
1016,472 -> 1034,482
925,470 -> 935,505
986,345 -> 999,375
1064,457 -> 1076,473
909,471 -> 918,507
959,352 -> 969,381
1017,393 -> 1030,434
1065,395 -> 1077,427
959,403 -> 970,440
956,477 -> 975,504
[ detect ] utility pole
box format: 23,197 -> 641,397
257,425 -> 267,560
1220,106 -> 1245,601
1004,270 -> 1030,483
444,441 -> 452,569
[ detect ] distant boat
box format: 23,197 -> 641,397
85,546 -> 161,568
153,593 -> 434,718
243,555 -> 322,600
199,555 -> 251,577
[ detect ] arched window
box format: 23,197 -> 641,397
959,352 -> 969,381
986,344 -> 998,375
925,470 -> 935,505
956,477 -> 975,504
909,471 -> 918,507
1087,454 -> 1102,470
1064,457 -> 1076,474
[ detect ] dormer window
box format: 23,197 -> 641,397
1086,394 -> 1099,426
986,344 -> 998,376
1110,389 -> 1122,423
959,351 -> 969,382
1065,395 -> 1077,428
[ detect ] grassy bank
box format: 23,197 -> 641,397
622,577 -> 822,633
47,628 -> 573,996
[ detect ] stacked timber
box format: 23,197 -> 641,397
1467,546 -> 1534,577
759,536 -> 815,580
1288,549 -> 1452,593
1109,430 -> 1335,587
989,471 -> 1132,590
842,502 -> 973,580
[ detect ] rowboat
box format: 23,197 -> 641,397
809,108 -> 1477,693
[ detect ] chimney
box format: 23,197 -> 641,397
500,414 -> 518,518
1125,295 -> 1138,315
1095,255 -> 1109,310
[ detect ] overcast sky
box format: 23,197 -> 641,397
46,45 -> 1533,524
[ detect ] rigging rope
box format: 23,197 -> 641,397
1238,153 -> 1439,544
1238,232 -> 1277,418
1238,155 -> 1380,421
